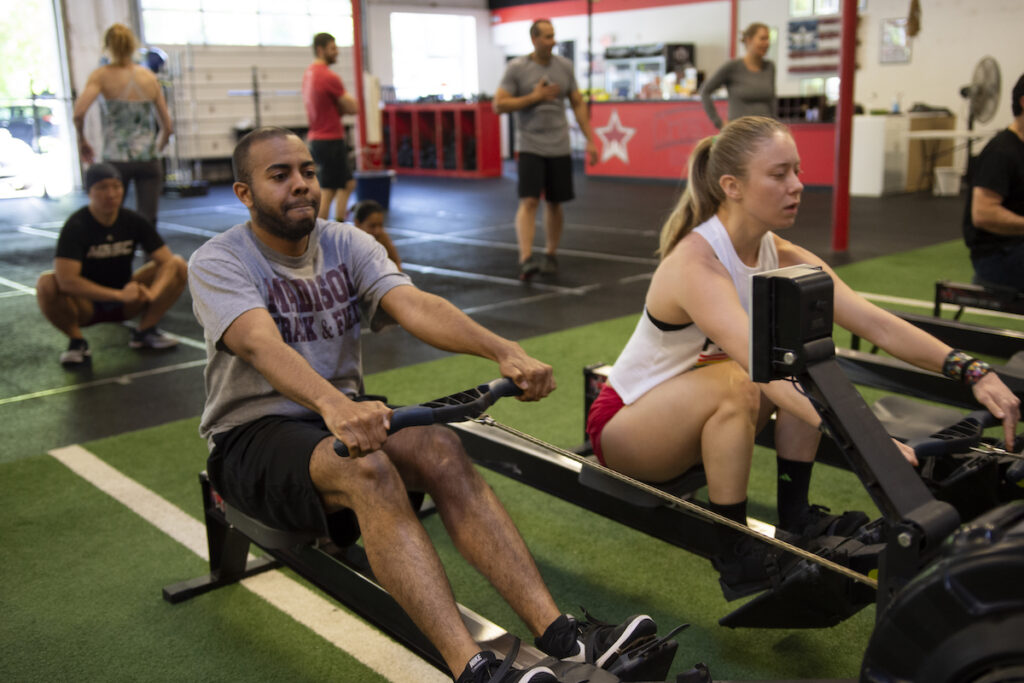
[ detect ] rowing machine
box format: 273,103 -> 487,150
162,379 -> 681,683
752,265 -> 1024,682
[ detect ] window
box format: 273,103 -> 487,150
139,0 -> 353,47
389,13 -> 478,101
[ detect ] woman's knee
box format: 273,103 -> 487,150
714,367 -> 762,423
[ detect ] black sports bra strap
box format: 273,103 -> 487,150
646,308 -> 692,332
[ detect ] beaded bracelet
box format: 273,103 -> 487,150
942,349 -> 992,385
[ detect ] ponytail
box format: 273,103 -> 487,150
659,137 -> 718,257
658,116 -> 790,259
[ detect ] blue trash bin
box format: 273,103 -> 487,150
354,170 -> 396,210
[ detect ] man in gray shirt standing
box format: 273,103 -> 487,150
495,19 -> 598,280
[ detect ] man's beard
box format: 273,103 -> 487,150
252,194 -> 319,242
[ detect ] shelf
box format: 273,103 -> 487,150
382,102 -> 500,178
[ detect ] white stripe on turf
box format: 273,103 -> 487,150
49,444 -> 446,683
858,291 -> 1024,323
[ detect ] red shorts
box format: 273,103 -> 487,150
585,383 -> 625,466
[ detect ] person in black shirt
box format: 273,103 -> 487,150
36,163 -> 187,365
963,72 -> 1024,292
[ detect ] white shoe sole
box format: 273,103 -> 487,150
594,615 -> 656,669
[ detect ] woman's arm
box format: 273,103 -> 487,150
699,62 -> 730,129
778,238 -> 1021,444
150,74 -> 174,152
73,69 -> 104,163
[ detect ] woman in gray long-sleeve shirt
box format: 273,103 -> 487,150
700,22 -> 777,129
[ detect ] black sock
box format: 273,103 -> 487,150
535,613 -> 579,658
777,457 -> 813,529
709,499 -> 748,555
69,337 -> 88,349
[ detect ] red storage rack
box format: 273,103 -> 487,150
382,102 -> 500,178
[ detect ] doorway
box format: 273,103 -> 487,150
0,0 -> 74,198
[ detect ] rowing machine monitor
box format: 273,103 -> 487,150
749,265 -> 834,383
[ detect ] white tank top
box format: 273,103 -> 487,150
608,215 -> 778,404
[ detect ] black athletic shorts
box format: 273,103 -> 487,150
309,138 -> 354,189
517,152 -> 574,203
207,409 -> 424,547
86,301 -> 126,325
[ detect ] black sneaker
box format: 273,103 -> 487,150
60,338 -> 91,366
519,254 -> 542,281
536,611 -> 657,670
711,535 -> 791,601
456,649 -> 558,683
539,253 -> 558,275
782,504 -> 869,539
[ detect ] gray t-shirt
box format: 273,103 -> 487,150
699,58 -> 777,129
499,54 -> 577,156
189,219 -> 412,446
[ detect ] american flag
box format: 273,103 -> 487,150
787,17 -> 842,74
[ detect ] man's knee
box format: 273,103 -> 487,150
36,272 -> 59,299
167,254 -> 188,285
323,449 -> 409,511
519,197 -> 540,211
416,427 -> 479,491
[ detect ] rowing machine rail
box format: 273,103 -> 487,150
164,379 -> 680,681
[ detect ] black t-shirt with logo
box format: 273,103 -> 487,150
55,207 -> 164,289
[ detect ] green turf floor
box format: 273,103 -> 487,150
2,239 -> 1021,682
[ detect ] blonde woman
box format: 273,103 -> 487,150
586,116 -> 1020,599
73,23 -> 173,226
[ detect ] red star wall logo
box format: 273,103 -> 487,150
596,109 -> 636,164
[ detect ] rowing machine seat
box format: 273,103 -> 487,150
577,460 -> 706,508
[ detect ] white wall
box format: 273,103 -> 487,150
364,0 -> 505,97
488,0 -> 1023,131
846,0 -> 1022,131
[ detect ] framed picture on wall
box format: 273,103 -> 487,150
790,0 -> 813,17
880,17 -> 911,63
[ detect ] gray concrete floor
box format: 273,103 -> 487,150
0,165 -> 968,461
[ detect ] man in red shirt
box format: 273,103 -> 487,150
302,32 -> 358,221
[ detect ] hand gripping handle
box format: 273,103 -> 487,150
334,378 -> 522,457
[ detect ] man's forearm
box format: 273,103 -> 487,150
572,101 -> 595,142
975,205 -> 1024,235
387,289 -> 517,362
57,274 -> 122,302
494,93 -> 539,114
244,336 -> 350,416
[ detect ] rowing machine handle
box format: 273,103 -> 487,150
333,378 -> 522,457
910,409 -> 1001,459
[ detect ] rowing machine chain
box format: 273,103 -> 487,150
472,414 -> 879,590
